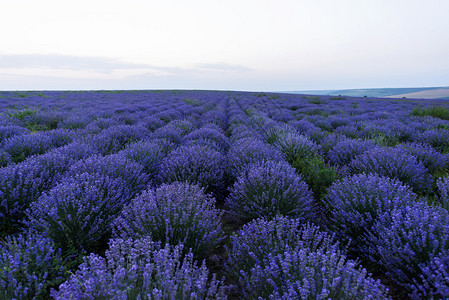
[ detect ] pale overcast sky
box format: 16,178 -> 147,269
0,0 -> 448,91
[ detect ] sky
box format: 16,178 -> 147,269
0,0 -> 448,91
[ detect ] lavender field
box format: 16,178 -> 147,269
1,90 -> 449,299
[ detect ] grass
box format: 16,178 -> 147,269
308,99 -> 327,105
5,106 -> 39,120
182,98 -> 202,106
412,106 -> 449,120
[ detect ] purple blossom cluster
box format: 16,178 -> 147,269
437,176 -> 449,207
67,153 -> 150,199
158,144 -> 227,194
347,147 -> 433,193
0,232 -> 66,299
274,131 -> 321,162
51,238 -> 226,299
226,216 -> 389,299
26,172 -> 131,253
226,217 -> 338,282
226,160 -> 315,222
366,201 -> 449,295
226,137 -> 284,179
327,138 -> 378,166
113,182 -> 225,259
182,127 -> 230,154
324,173 -> 417,254
393,141 -> 449,173
118,140 -> 166,179
240,246 -> 390,299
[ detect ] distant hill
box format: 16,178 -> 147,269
283,86 -> 449,99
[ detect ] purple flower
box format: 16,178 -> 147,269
118,140 -> 167,180
225,160 -> 315,222
437,176 -> 449,210
2,132 -> 54,163
410,251 -> 449,299
347,147 -> 433,193
226,137 -> 284,179
158,145 -> 226,195
182,127 -> 230,154
26,172 -> 131,254
240,246 -> 389,299
67,153 -> 150,198
393,141 -> 448,173
324,173 -> 417,255
0,232 -> 66,299
327,138 -> 378,167
0,125 -> 29,143
366,201 -> 449,292
226,216 -> 338,284
113,182 -> 225,258
51,238 -> 226,299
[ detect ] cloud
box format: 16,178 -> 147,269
0,54 -> 154,73
0,54 -> 255,90
195,62 -> 253,72
0,54 -> 253,75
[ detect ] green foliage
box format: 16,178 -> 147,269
292,155 -> 340,200
412,106 -> 449,120
6,106 -> 39,120
302,96 -> 320,100
305,108 -> 329,116
182,98 -> 202,106
15,92 -> 29,98
330,96 -> 346,100
436,124 -> 449,130
372,134 -> 401,147
308,99 -> 327,104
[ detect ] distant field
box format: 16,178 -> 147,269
386,88 -> 449,99
285,86 -> 449,98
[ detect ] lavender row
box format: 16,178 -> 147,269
0,90 -> 449,298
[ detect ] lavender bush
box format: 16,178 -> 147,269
239,246 -> 390,299
418,128 -> 449,153
393,141 -> 448,173
410,251 -> 449,299
0,150 -> 11,167
347,147 -> 433,193
68,153 -> 149,200
52,238 -> 226,299
26,172 -> 130,254
0,141 -> 100,236
118,140 -> 166,181
113,182 -> 225,258
88,124 -> 150,155
182,127 -> 230,154
2,132 -> 54,163
437,176 -> 449,208
158,144 -> 226,194
225,160 -> 315,222
274,132 -> 321,163
226,137 -> 284,180
366,201 -> 449,292
327,138 -> 378,167
226,216 -> 338,283
0,233 -> 66,299
0,125 -> 29,143
323,173 -> 418,254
